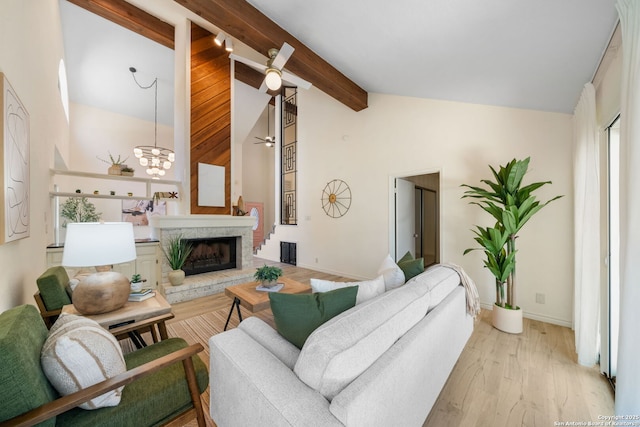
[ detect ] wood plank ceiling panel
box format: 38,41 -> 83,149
174,0 -> 368,111
190,23 -> 232,214
65,0 -> 175,49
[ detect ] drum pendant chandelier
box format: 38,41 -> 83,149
130,67 -> 174,179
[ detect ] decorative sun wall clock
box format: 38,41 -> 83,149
321,179 -> 352,218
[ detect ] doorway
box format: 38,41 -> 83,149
394,172 -> 440,266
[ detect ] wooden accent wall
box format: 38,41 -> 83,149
190,23 -> 231,214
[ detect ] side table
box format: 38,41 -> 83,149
61,292 -> 174,348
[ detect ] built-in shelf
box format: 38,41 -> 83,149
50,169 -> 182,201
48,191 -> 162,201
50,169 -> 180,186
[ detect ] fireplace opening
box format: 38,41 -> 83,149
182,237 -> 237,276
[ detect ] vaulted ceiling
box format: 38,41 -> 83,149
62,0 -> 619,115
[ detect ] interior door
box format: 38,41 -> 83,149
395,178 -> 416,260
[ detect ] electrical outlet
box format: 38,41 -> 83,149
536,293 -> 545,304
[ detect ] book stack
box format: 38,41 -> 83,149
128,288 -> 155,302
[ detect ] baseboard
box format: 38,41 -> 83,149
479,302 -> 572,328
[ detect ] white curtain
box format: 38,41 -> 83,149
572,83 -> 600,367
615,0 -> 640,414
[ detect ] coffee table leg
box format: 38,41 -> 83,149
224,297 -> 242,331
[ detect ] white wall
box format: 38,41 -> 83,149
0,0 -> 69,310
263,87 -> 574,326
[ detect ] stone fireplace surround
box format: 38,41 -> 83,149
150,215 -> 256,303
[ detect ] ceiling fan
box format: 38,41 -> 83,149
255,106 -> 275,147
230,42 -> 312,92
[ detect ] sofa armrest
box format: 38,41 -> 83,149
4,343 -> 206,427
238,316 -> 300,369
209,328 -> 343,427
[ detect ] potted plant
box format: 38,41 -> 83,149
120,166 -> 135,177
254,264 -> 283,288
97,152 -> 129,175
163,234 -> 193,286
60,197 -> 101,227
130,273 -> 144,292
462,157 -> 562,333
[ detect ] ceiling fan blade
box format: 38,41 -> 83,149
258,79 -> 269,93
272,42 -> 294,70
229,53 -> 267,72
282,71 -> 312,90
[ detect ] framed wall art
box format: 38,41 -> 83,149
0,73 -> 30,244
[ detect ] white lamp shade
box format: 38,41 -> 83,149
265,69 -> 282,90
62,222 -> 136,267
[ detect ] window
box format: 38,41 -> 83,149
280,87 -> 297,225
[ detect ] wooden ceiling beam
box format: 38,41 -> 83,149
65,0 -> 175,49
173,0 -> 368,111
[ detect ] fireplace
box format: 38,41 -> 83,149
182,236 -> 237,276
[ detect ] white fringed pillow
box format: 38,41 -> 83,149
41,314 -> 126,410
310,275 -> 385,304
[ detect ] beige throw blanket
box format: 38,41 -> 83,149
442,263 -> 481,319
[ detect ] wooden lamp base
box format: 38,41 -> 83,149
72,271 -> 131,315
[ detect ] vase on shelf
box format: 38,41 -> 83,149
108,165 -> 122,176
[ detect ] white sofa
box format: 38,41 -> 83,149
208,264 -> 475,427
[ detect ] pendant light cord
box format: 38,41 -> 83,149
130,68 -> 158,149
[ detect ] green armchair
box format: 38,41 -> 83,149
0,304 -> 209,426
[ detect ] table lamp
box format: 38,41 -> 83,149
62,222 -> 136,315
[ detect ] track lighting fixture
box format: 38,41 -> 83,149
225,38 -> 233,52
214,32 -> 233,52
214,32 -> 225,46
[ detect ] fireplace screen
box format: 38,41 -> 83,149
182,237 -> 237,276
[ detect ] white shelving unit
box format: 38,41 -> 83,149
49,169 -> 182,201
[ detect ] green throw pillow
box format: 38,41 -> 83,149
269,287 -> 358,349
398,257 -> 424,281
397,251 -> 414,264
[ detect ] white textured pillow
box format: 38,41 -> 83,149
377,254 -> 405,290
41,314 -> 126,410
310,276 -> 385,305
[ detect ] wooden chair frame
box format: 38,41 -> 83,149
3,343 -> 207,427
33,291 -> 62,329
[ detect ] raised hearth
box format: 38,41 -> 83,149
150,215 -> 256,303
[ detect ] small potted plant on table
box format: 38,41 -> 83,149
163,234 -> 193,286
254,265 -> 283,288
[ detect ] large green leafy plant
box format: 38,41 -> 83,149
462,157 -> 562,309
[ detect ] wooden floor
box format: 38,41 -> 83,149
164,259 -> 614,427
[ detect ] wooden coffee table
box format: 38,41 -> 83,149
224,277 -> 310,330
61,292 -> 174,348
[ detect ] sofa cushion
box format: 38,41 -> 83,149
269,287 -> 358,349
294,278 -> 433,400
0,305 -> 58,426
41,314 -> 126,410
57,337 -> 209,427
397,252 -> 425,281
37,266 -> 72,311
407,264 -> 462,311
377,254 -> 405,290
310,275 -> 385,305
